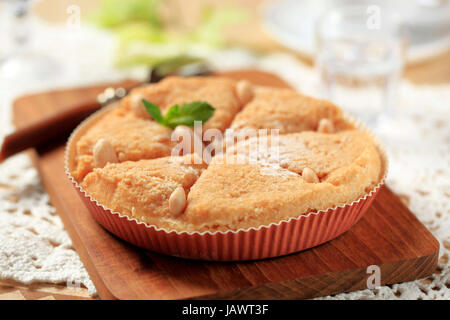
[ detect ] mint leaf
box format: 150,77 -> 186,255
142,99 -> 165,124
165,101 -> 214,128
142,99 -> 214,129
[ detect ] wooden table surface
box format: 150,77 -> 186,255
1,0 -> 448,300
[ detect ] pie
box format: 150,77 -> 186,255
67,76 -> 384,232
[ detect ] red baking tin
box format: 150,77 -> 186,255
66,106 -> 388,261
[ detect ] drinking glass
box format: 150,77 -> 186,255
315,4 -> 408,127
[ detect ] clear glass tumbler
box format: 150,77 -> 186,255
315,4 -> 408,127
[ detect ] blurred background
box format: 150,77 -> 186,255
0,0 -> 449,300
0,0 -> 449,127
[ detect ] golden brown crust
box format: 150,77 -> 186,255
81,155 -> 206,228
71,109 -> 174,182
68,76 -> 384,232
120,76 -> 243,132
230,86 -> 354,133
182,131 -> 381,232
228,130 -> 381,179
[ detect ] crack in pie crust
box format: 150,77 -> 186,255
67,76 -> 385,234
120,76 -> 243,132
71,108 -> 174,181
183,131 -> 382,232
71,76 -> 244,181
80,154 -> 206,230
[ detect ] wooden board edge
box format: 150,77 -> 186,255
193,250 -> 439,300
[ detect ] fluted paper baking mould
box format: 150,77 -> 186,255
65,105 -> 388,261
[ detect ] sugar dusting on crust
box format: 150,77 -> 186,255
224,134 -> 298,178
258,164 -> 298,177
179,165 -> 199,176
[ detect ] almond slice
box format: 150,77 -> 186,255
172,125 -> 203,156
130,93 -> 150,119
302,167 -> 319,183
236,80 -> 254,105
169,186 -> 186,216
317,119 -> 334,133
93,138 -> 118,168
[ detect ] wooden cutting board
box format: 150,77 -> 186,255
12,70 -> 439,300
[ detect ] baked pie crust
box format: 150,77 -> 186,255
66,76 -> 387,259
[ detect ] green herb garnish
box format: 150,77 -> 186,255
142,99 -> 214,129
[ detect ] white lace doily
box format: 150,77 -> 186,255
0,20 -> 449,299
0,20 -> 146,296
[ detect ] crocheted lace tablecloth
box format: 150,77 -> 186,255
0,22 -> 449,299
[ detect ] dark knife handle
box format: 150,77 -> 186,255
0,67 -> 210,163
0,101 -> 101,162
